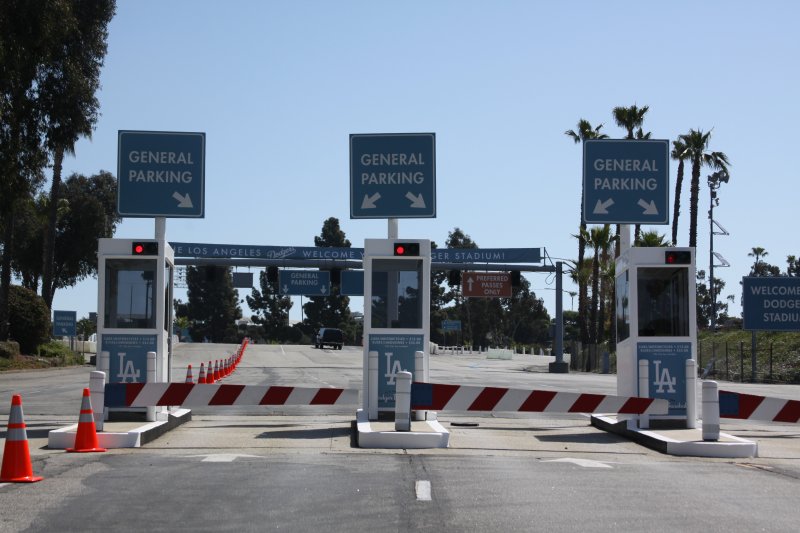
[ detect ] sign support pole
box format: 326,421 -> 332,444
388,218 -> 398,239
620,224 -> 631,255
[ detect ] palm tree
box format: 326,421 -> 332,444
748,247 -> 768,271
670,139 -> 688,245
636,230 -> 669,247
565,120 -> 608,345
612,104 -> 651,246
595,227 -> 616,346
612,105 -> 650,139
587,225 -> 612,346
682,129 -> 730,248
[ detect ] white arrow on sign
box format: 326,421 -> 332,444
282,284 -> 289,294
320,285 -> 328,295
361,193 -> 381,209
637,199 -> 659,215
406,192 -> 426,208
466,276 -> 474,292
593,198 -> 614,215
172,192 -> 193,208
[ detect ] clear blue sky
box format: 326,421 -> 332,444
51,0 -> 800,324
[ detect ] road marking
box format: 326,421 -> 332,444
415,480 -> 432,501
280,345 -> 286,357
543,458 -> 612,469
185,454 -> 260,463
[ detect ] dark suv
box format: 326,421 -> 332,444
315,328 -> 344,350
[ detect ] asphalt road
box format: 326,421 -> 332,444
1,343 -> 799,532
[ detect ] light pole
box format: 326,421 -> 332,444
707,170 -> 729,332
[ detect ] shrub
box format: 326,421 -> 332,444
8,285 -> 51,355
0,341 -> 21,359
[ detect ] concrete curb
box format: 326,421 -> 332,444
356,409 -> 449,449
48,408 -> 192,449
591,414 -> 758,458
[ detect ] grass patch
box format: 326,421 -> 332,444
698,330 -> 800,383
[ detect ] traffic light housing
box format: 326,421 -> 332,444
448,270 -> 461,286
132,241 -> 158,255
267,266 -> 279,283
665,250 -> 691,265
393,242 -> 420,256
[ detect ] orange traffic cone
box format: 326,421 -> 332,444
185,364 -> 194,384
206,361 -> 215,384
213,360 -> 220,382
198,363 -> 207,384
67,388 -> 106,453
1,395 -> 43,482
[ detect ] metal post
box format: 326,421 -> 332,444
394,371 -> 412,432
751,331 -> 757,382
739,341 -> 744,383
549,261 -> 568,373
388,218 -> 398,239
702,381 -> 720,441
709,185 -> 716,333
686,359 -> 697,429
620,224 -> 631,255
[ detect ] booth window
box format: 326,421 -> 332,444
637,267 -> 690,337
371,259 -> 422,329
616,271 -> 630,341
105,259 -> 157,329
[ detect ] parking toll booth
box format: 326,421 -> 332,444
362,239 -> 431,420
615,247 -> 697,427
97,238 -> 174,421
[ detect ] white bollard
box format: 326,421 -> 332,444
638,359 -> 650,429
89,371 -> 106,430
395,371 -> 412,432
368,351 -> 378,421
686,359 -> 698,429
702,380 -> 720,441
98,350 -> 110,377
146,351 -> 157,422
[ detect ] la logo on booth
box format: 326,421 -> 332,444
384,352 -> 405,385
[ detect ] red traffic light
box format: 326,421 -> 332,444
665,250 -> 691,265
132,242 -> 158,255
394,242 -> 420,256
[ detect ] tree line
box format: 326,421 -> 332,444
566,104 -> 732,352
1,1 -> 118,346
179,217 -> 553,348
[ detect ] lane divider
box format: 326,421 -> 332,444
410,382 -> 668,415
104,382 -> 359,408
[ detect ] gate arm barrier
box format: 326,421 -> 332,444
719,390 -> 800,423
105,383 -> 359,408
410,382 -> 669,415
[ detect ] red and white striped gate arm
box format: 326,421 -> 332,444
719,390 -> 800,423
411,383 -> 668,415
105,383 -> 358,408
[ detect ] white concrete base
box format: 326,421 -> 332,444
640,426 -> 759,458
48,408 -> 191,449
591,414 -> 758,458
356,409 -> 449,449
